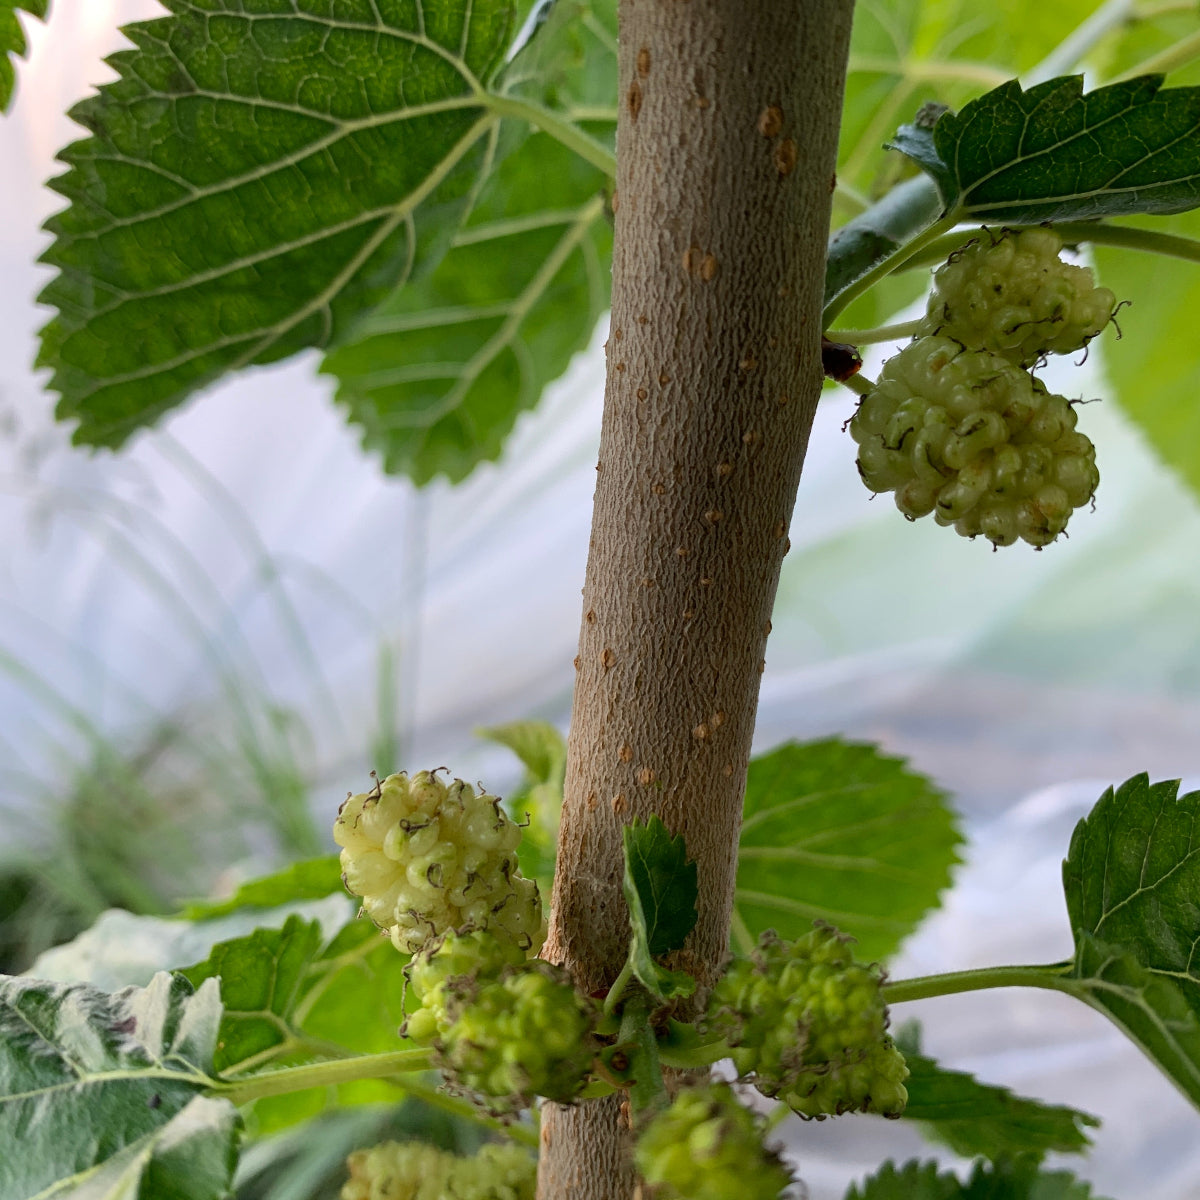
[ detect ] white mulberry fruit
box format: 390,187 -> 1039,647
634,1083 -> 794,1200
403,929 -> 597,1111
334,770 -> 543,954
705,924 -> 908,1119
849,336 -> 1098,548
918,227 -> 1115,367
341,1140 -> 535,1200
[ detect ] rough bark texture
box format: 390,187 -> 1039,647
537,1 -> 853,1197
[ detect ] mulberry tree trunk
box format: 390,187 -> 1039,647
537,1 -> 853,1196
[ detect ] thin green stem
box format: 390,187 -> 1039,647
217,1048 -> 433,1106
402,1078 -> 539,1147
621,995 -> 669,1119
827,319 -> 922,344
823,213 -> 959,326
884,962 -> 1075,1005
839,372 -> 877,398
1133,0 -> 1196,17
604,959 -> 636,1016
657,1037 -> 731,1071
901,221 -> 1200,274
486,95 -> 615,178
578,1079 -> 621,1100
1113,28 -> 1200,79
565,105 -> 619,124
846,54 -> 1011,87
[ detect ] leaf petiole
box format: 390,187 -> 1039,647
825,319 -> 923,344
1024,0 -> 1134,86
1112,28 -> 1200,81
884,961 -> 1075,1005
604,959 -> 636,1016
486,94 -> 616,178
838,372 -> 876,397
621,994 -> 670,1119
215,1047 -> 434,1106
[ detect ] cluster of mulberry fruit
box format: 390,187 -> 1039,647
634,1083 -> 794,1200
341,1140 -> 535,1200
705,924 -> 908,1119
403,928 -> 599,1111
334,770 -> 543,954
850,228 -> 1113,548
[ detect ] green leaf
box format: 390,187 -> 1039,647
26,897 -> 350,993
846,1158 -> 1107,1200
477,719 -> 566,889
39,0 -> 525,454
1064,774 -> 1200,961
179,912 -> 411,1131
734,739 -> 962,962
884,112 -> 955,211
1094,210 -> 1200,501
622,817 -> 698,957
44,1097 -> 241,1200
506,0 -> 616,123
620,817 -> 699,1003
897,74 -> 1200,223
894,1025 -> 1097,1162
181,916 -> 325,1073
0,0 -> 46,112
321,128 -> 611,482
477,720 -> 566,786
0,971 -> 240,1200
1067,933 -> 1200,1110
619,996 -> 669,1118
846,1160 -> 962,1200
180,856 -> 342,921
1060,773 -> 1200,1108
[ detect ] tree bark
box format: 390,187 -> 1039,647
537,1 -> 853,1196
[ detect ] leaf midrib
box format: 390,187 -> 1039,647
65,114 -> 498,416
956,84 -> 1199,209
0,1061 -> 214,1105
61,95 -> 486,245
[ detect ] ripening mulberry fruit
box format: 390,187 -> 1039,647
341,1139 -> 535,1200
918,227 -> 1115,367
403,929 -> 597,1111
634,1083 -> 794,1200
705,923 -> 908,1119
849,336 -> 1099,548
402,928 -> 526,1045
334,770 -> 543,954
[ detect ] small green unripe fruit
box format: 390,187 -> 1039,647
403,929 -> 597,1112
705,923 -> 908,1119
850,338 -> 1097,548
918,227 -> 1115,366
635,1083 -> 794,1200
341,1139 -> 535,1200
333,770 -> 543,954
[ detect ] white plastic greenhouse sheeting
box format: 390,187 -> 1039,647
3,5 -> 1200,1198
